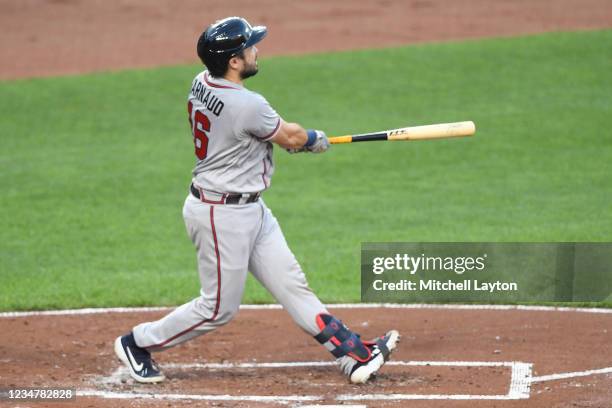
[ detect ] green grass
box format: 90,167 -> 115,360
1,30 -> 611,310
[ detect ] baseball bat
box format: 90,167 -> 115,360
328,121 -> 476,144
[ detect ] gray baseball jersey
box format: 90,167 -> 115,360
132,71 -> 328,350
188,71 -> 280,194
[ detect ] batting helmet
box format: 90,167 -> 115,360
197,17 -> 267,77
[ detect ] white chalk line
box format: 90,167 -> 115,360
299,406 -> 366,408
509,361 -> 532,398
95,360 -> 530,402
102,360 -> 523,377
101,360 -> 523,388
2,303 -> 612,318
337,394 -> 525,401
77,389 -> 318,404
530,366 -> 612,383
86,361 -> 612,403
160,360 -> 522,370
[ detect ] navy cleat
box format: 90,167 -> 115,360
114,333 -> 165,383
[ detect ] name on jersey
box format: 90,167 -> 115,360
191,79 -> 225,117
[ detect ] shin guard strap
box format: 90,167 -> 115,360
376,337 -> 391,359
314,315 -> 343,344
330,332 -> 363,358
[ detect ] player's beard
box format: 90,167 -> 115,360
240,61 -> 259,79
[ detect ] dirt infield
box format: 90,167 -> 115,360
1,305 -> 611,407
1,0 -> 612,79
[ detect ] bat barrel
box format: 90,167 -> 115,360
388,121 -> 475,141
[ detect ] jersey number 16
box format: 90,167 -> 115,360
188,101 -> 210,160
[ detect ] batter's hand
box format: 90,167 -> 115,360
306,130 -> 330,153
286,129 -> 330,154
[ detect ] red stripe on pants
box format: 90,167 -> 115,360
143,206 -> 221,349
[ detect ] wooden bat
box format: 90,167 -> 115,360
328,121 -> 476,144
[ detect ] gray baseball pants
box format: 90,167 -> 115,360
133,194 -> 328,350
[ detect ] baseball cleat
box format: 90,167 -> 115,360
114,333 -> 165,383
338,330 -> 400,384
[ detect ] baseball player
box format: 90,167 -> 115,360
114,16 -> 399,385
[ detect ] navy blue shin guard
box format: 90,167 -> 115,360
314,313 -> 371,362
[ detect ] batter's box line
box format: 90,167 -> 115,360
91,360 -> 533,402
78,389 -> 319,404
338,361 -> 533,401
170,360 -> 534,399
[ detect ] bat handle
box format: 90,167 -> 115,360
328,136 -> 353,144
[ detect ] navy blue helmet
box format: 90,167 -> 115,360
197,17 -> 267,76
